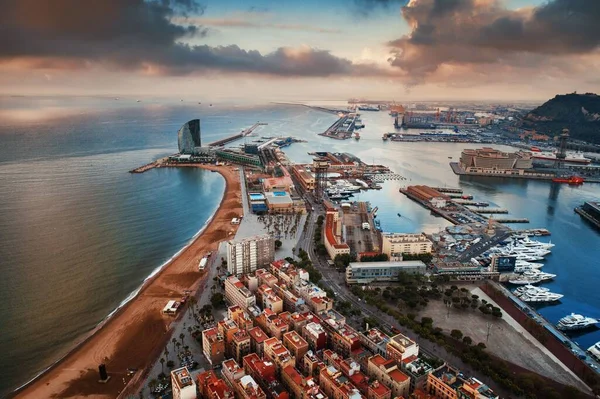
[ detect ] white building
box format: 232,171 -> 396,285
225,276 -> 257,310
346,261 -> 426,284
171,367 -> 196,399
381,233 -> 432,261
227,234 -> 275,275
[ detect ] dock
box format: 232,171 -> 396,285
129,161 -> 157,173
472,208 -> 509,214
319,115 -> 356,140
448,194 -> 472,199
208,122 -> 267,147
453,200 -> 489,206
433,187 -> 463,193
514,228 -> 551,236
493,218 -> 529,223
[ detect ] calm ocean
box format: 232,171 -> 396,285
0,98 -> 599,395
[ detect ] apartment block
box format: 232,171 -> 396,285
283,330 -> 309,368
218,318 -> 239,358
196,370 -> 234,399
227,234 -> 275,275
228,305 -> 254,331
248,326 -> 270,359
386,332 -> 419,362
329,325 -> 362,359
281,365 -> 325,399
202,327 -> 225,366
318,365 -> 366,399
302,322 -> 327,351
232,330 -> 252,364
381,233 -> 433,260
367,380 -> 391,399
171,367 -> 196,399
225,276 -> 257,310
367,355 -> 410,399
264,337 -> 295,374
243,353 -> 290,399
359,328 -> 390,357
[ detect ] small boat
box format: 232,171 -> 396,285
397,213 -> 401,217
448,156 -> 453,159
552,176 -> 584,185
136,100 -> 141,103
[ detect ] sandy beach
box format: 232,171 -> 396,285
13,164 -> 242,399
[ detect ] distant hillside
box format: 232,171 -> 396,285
522,93 -> 600,144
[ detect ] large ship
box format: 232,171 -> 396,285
529,148 -> 591,164
552,175 -> 584,185
557,313 -> 598,331
358,105 -> 379,111
589,342 -> 600,361
513,285 -> 563,302
575,201 -> 600,229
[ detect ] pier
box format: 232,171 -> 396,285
434,187 -> 463,193
472,208 -> 509,214
208,122 -> 267,147
453,200 -> 489,206
319,115 -> 356,140
514,228 -> 551,236
129,162 -> 157,173
493,218 -> 529,223
448,194 -> 472,199
368,173 -> 406,182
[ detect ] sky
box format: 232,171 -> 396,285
1,0 -> 599,101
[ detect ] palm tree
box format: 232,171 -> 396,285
171,338 -> 177,352
148,378 -> 158,393
187,326 -> 193,335
164,347 -> 169,362
160,357 -> 165,375
179,332 -> 185,346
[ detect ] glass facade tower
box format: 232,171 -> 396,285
177,119 -> 201,154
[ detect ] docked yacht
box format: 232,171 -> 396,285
521,270 -> 556,281
557,314 -> 598,331
589,342 -> 600,360
509,275 -> 543,285
515,260 -> 544,269
514,285 -> 563,302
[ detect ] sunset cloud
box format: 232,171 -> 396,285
387,0 -> 600,84
0,0 -> 378,77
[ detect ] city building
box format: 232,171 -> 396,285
324,205 -> 351,259
218,318 -> 240,357
227,234 -> 275,275
359,328 -> 390,357
256,268 -> 280,289
345,261 -> 426,284
263,176 -> 294,192
265,191 -> 295,213
329,326 -> 362,359
319,365 -> 366,399
386,332 -> 419,362
171,367 -> 196,399
303,322 -> 327,351
229,305 -> 254,331
177,119 -> 202,155
202,327 -> 225,366
366,355 -> 410,398
249,326 -> 270,358
367,381 -> 391,399
225,276 -> 257,310
403,356 -> 437,392
381,233 -> 432,260
291,165 -> 316,192
459,148 -> 533,174
259,285 -> 284,313
281,365 -> 324,399
426,365 -> 461,399
244,353 -> 290,399
457,377 -> 498,399
283,331 -> 309,368
216,149 -> 263,168
197,370 -> 234,399
264,337 -> 295,374
303,351 -> 324,378
232,330 -> 252,364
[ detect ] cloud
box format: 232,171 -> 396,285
387,0 -> 600,84
0,0 -> 378,77
189,17 -> 342,34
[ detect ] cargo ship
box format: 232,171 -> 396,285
552,176 -> 584,185
530,147 -> 591,165
358,105 -> 379,111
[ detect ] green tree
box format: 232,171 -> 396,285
450,329 -> 463,340
179,332 -> 185,346
159,357 -> 165,374
462,336 -> 473,345
274,239 -> 282,249
210,292 -> 225,308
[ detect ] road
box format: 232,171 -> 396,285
296,199 -> 513,397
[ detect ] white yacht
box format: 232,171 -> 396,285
514,285 -> 563,302
589,342 -> 600,360
521,270 -> 556,281
515,260 -> 544,269
509,275 -> 542,285
557,314 -> 598,331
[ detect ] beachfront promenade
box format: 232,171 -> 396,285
14,165 -> 243,399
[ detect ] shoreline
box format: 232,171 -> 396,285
12,164 -> 242,399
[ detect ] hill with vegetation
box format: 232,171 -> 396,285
523,93 -> 600,144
